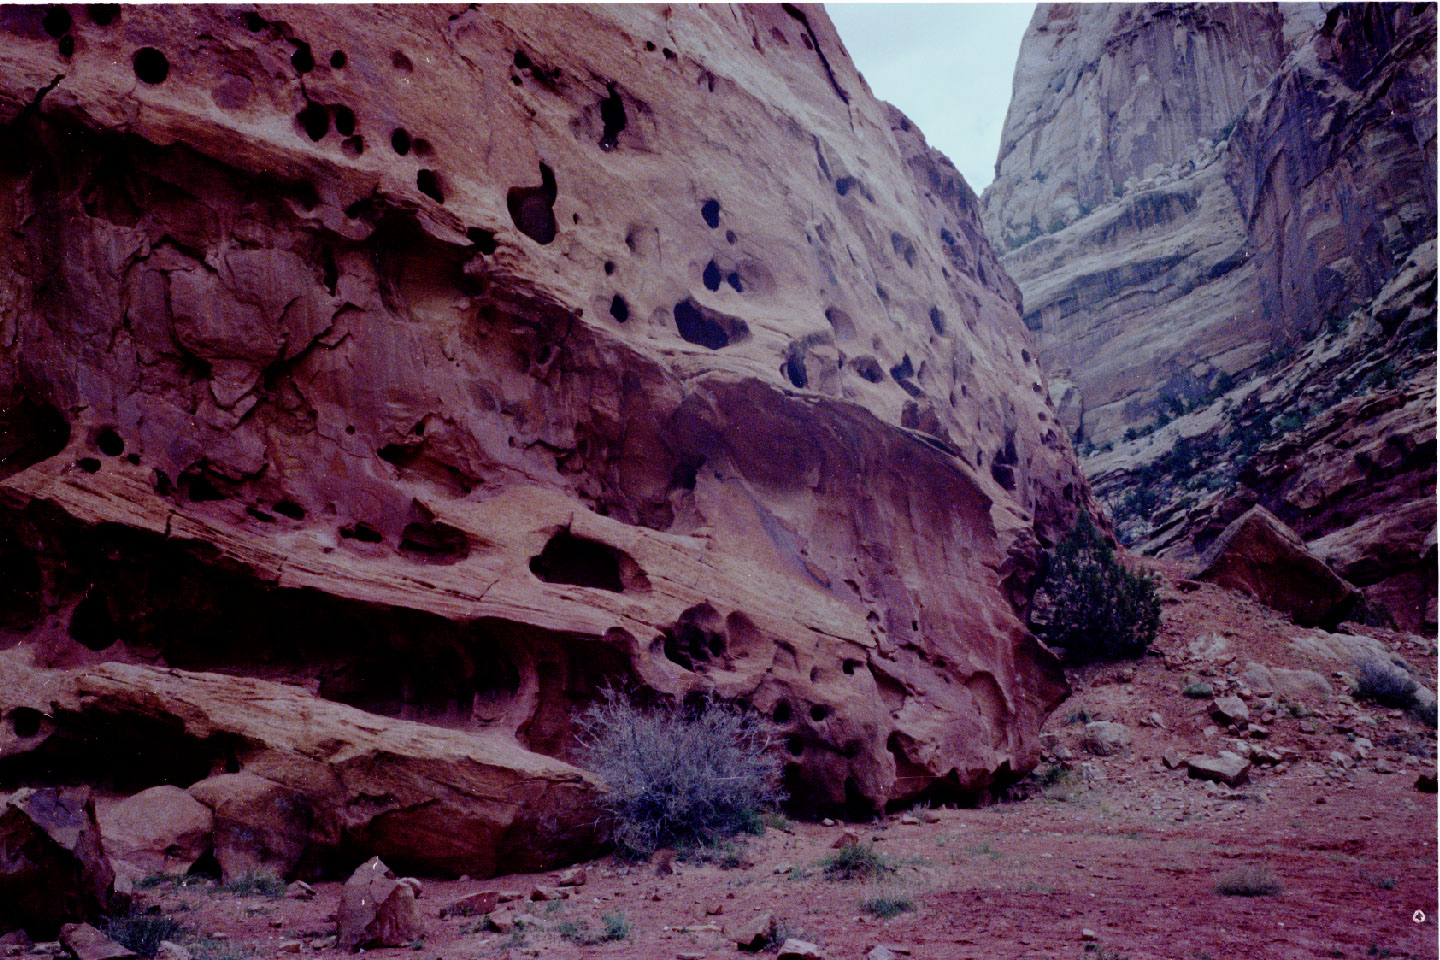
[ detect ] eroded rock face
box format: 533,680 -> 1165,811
95,785 -> 213,878
982,3 -> 1436,631
0,787 -> 118,937
0,5 -> 1081,848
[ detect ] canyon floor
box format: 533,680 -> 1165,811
40,566 -> 1440,960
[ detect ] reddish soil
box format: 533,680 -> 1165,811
84,566 -> 1440,960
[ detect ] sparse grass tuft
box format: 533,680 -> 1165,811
1215,866 -> 1282,897
818,844 -> 895,881
103,915 -> 183,958
221,872 -> 285,897
860,895 -> 914,918
1353,657 -> 1420,708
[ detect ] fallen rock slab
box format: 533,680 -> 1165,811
729,912 -> 775,951
96,787 -> 212,878
0,788 -> 118,937
1194,507 -> 1361,627
187,774 -> 308,884
57,924 -> 133,960
777,940 -> 825,960
1186,753 -> 1251,786
335,858 -> 424,952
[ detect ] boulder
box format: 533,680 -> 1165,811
335,858 -> 424,952
777,940 -> 825,960
187,774 -> 309,884
0,3 -> 1075,824
57,925 -> 133,960
1185,753 -> 1251,787
1194,507 -> 1361,627
0,788 -> 118,937
1240,662 -> 1332,703
728,912 -> 776,951
1209,697 -> 1250,726
438,891 -> 500,919
96,787 -> 212,877
0,654 -> 604,879
1081,721 -> 1131,757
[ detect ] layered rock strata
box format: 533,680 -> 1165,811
982,3 -> 1436,631
0,1 -> 1083,873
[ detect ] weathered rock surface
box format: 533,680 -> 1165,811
982,3 -> 1436,632
1185,753 -> 1250,787
1080,720 -> 1130,757
0,788 -> 118,937
1195,506 -> 1361,628
0,651 -> 604,878
0,3 -> 1081,832
335,857 -> 424,952
57,924 -> 134,960
95,786 -> 212,878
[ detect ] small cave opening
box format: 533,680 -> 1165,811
506,163 -> 558,245
929,306 -> 946,335
320,247 -> 339,295
179,470 -> 224,502
598,84 -> 626,150
94,429 -> 124,456
391,50 -> 413,73
391,127 -> 411,155
340,522 -> 383,544
273,500 -> 306,520
673,298 -> 746,350
334,106 -> 356,137
702,260 -> 721,292
603,260 -> 615,275
398,520 -> 470,565
291,42 -> 314,74
608,294 -> 629,323
87,4 -> 120,27
842,658 -> 860,676
659,604 -> 725,672
42,6 -> 71,38
8,707 -> 43,739
700,198 -> 721,228
69,590 -> 118,651
132,47 -> 169,85
76,457 -> 100,474
330,50 -> 347,69
529,529 -> 631,592
786,736 -> 805,757
782,347 -> 808,389
835,176 -> 855,196
58,34 -> 75,57
810,704 -> 830,722
889,354 -> 914,382
726,271 -> 742,293
466,227 -> 497,254
0,399 -> 71,481
417,169 -> 444,203
851,356 -> 883,383
297,103 -> 329,142
772,701 -> 792,724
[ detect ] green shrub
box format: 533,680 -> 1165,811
1029,514 -> 1161,664
860,895 -> 914,918
818,844 -> 894,881
575,689 -> 783,858
1215,866 -> 1281,897
103,915 -> 183,958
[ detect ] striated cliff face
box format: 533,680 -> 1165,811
983,3 -> 1436,633
0,3 -> 1085,873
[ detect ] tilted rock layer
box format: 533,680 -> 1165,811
0,3 -> 1084,871
982,3 -> 1436,631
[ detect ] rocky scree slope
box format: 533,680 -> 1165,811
0,4 -> 1087,878
981,3 -> 1436,632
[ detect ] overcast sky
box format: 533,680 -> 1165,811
825,3 -> 1036,193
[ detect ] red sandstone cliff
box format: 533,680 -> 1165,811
0,4 -> 1087,875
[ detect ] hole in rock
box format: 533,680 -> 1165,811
340,522 -> 382,544
126,453 -> 139,465
297,103 -> 329,141
398,521 -> 470,565
609,294 -> 629,322
58,34 -> 74,57
702,260 -> 721,292
291,42 -> 314,74
273,500 -> 305,520
330,50 -> 346,69
95,429 -> 124,456
513,50 -> 531,70
700,198 -> 721,228
725,230 -> 737,244
603,260 -> 614,275
69,590 -> 117,651
645,41 -> 656,52
660,603 -> 726,671
835,176 -> 855,196
783,348 -> 807,389
87,4 -> 120,26
851,356 -> 883,383
181,471 -> 224,502
320,248 -> 338,295
670,459 -> 700,490
42,6 -> 71,37
773,701 -> 792,724
77,457 -> 100,474
246,507 -> 275,523
726,272 -> 742,292
242,11 -> 265,31
991,462 -> 1015,491
823,306 -> 855,342
8,708 -> 43,739
529,529 -> 634,592
786,736 -> 805,756
598,84 -> 626,150
391,50 -> 412,73
842,658 -> 860,675
510,75 -> 522,87
466,228 -> 496,254
390,127 -> 411,155
333,105 -> 355,136
673,297 -> 746,350
889,354 -> 914,382
506,163 -> 558,244
0,399 -> 71,481
811,704 -> 830,722
152,470 -> 171,496
132,47 -> 168,85
663,48 -> 676,60
929,306 -> 946,335
413,138 -> 433,157
416,169 -> 443,203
